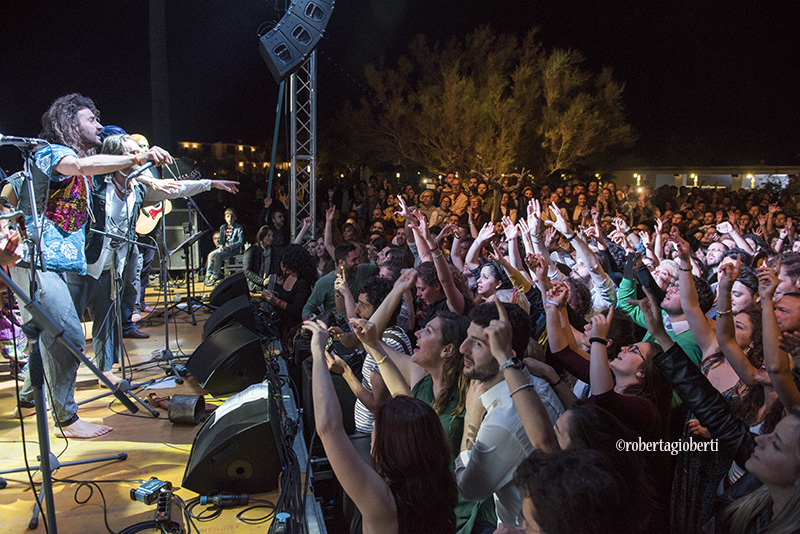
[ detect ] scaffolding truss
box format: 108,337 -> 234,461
289,52 -> 317,240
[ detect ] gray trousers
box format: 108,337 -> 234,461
11,267 -> 85,426
65,270 -> 117,372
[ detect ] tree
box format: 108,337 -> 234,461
340,26 -> 634,182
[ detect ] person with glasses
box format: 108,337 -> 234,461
544,280 -> 673,442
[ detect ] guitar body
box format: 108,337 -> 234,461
134,168 -> 201,235
136,200 -> 173,235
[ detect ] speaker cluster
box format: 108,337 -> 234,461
259,0 -> 335,82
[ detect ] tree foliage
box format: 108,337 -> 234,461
338,26 -> 634,181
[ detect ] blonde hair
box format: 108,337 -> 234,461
724,407 -> 800,534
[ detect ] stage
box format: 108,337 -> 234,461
0,274 -> 316,533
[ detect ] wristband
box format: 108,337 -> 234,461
550,376 -> 562,387
625,228 -> 634,236
374,354 -> 388,365
509,383 -> 534,397
716,308 -> 733,317
544,300 -> 561,308
589,337 -> 607,346
679,265 -> 692,272
565,233 -> 577,242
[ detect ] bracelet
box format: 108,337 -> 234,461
565,233 -> 577,242
625,228 -> 634,236
431,251 -> 443,259
717,308 -> 733,317
544,300 -> 561,308
134,153 -> 142,166
679,265 -> 692,272
589,337 -> 607,346
374,354 -> 388,365
550,377 -> 562,387
509,383 -> 534,397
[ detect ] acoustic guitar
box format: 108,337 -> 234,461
135,169 -> 201,235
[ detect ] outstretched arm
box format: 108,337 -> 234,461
324,207 -> 336,260
588,308 -> 616,395
293,217 -> 313,244
674,236 -> 718,357
413,216 -> 466,314
716,259 -> 759,385
351,318 -> 413,397
304,320 -> 397,528
486,302 -> 559,453
758,262 -> 800,408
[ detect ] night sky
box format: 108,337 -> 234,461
2,1 -> 799,174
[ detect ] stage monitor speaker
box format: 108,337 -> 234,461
203,294 -> 257,339
208,272 -> 249,308
183,383 -> 282,495
186,322 -> 266,396
161,197 -> 200,272
258,0 -> 335,83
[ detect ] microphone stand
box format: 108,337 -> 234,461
75,229 -> 159,416
130,211 -> 185,382
167,195 -> 215,323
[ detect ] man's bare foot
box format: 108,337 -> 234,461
103,370 -> 121,385
55,419 -> 112,439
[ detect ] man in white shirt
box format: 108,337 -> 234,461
455,302 -> 564,529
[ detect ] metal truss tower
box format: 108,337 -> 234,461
289,52 -> 317,240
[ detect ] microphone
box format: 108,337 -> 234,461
0,133 -> 47,147
126,161 -> 155,181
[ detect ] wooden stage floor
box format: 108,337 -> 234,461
0,275 -> 290,533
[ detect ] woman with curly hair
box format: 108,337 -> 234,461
262,244 -> 317,339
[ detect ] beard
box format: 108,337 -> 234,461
464,357 -> 500,382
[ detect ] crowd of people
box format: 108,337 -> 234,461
289,172 -> 800,534
2,93 -> 800,533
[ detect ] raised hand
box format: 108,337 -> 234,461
484,301 -> 514,362
543,226 -> 558,250
589,307 -> 614,340
716,221 -> 733,235
527,198 -> 543,236
501,215 -> 518,241
717,256 -> 742,291
395,268 -> 418,293
545,280 -> 569,307
673,234 -> 692,262
325,350 -> 349,375
526,253 -> 549,284
629,286 -> 667,340
394,194 -> 410,219
326,207 -> 335,222
757,259 -> 780,299
477,221 -> 496,243
302,319 -> 330,350
612,216 -> 630,233
546,202 -> 571,236
350,317 -> 381,348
